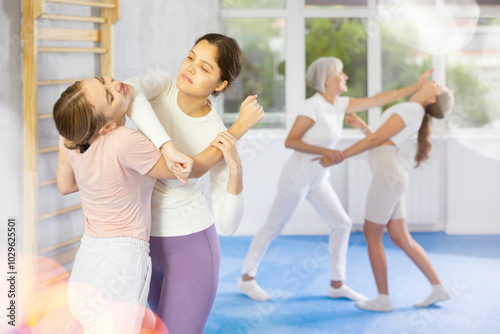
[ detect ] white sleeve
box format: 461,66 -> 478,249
297,98 -> 318,122
124,71 -> 175,149
396,103 -> 425,128
209,160 -> 245,236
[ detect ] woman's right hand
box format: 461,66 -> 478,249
235,95 -> 264,130
415,69 -> 435,89
345,113 -> 367,130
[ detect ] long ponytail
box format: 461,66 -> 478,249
414,89 -> 455,167
415,114 -> 432,167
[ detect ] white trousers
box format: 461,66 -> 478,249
67,234 -> 152,334
242,152 -> 352,281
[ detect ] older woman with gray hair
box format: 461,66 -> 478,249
237,57 -> 433,302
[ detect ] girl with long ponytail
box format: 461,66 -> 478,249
313,76 -> 454,312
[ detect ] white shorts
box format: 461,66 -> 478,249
365,145 -> 409,225
67,234 -> 152,334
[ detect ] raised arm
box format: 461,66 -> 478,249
125,71 -> 193,183
342,114 -> 406,159
190,95 -> 264,178
346,69 -> 434,113
57,146 -> 79,195
125,71 -> 174,149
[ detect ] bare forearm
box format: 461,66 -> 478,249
285,139 -> 326,155
227,120 -> 250,140
377,84 -> 418,106
342,136 -> 380,159
191,121 -> 251,178
190,147 -> 223,178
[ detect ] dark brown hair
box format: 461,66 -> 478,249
194,33 -> 242,97
415,90 -> 455,166
53,81 -> 106,153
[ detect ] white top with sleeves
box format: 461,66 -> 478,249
297,93 -> 350,154
125,70 -> 244,237
376,102 -> 425,148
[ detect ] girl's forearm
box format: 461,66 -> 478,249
342,136 -> 380,159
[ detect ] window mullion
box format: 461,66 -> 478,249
285,0 -> 306,129
367,0 -> 381,128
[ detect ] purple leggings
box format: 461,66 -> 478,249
148,224 -> 220,334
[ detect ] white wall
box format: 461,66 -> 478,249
236,131 -> 451,236
446,137 -> 500,234
0,0 -> 23,232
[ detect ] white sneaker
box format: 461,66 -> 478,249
328,284 -> 368,301
237,278 -> 271,301
414,283 -> 451,307
356,294 -> 393,312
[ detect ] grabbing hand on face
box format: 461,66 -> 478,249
160,141 -> 193,184
415,68 -> 435,89
236,95 -> 264,130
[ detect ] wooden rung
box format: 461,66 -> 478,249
46,0 -> 116,8
39,178 -> 57,187
39,204 -> 82,221
38,27 -> 101,41
39,146 -> 58,154
38,47 -> 107,53
40,13 -> 106,23
39,78 -> 81,86
39,235 -> 82,255
38,272 -> 71,288
38,113 -> 53,119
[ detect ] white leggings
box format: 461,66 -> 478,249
242,153 -> 352,281
365,145 -> 409,225
67,234 -> 152,334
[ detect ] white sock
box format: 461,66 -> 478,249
328,284 -> 368,301
237,278 -> 271,301
356,294 -> 393,312
414,283 -> 451,307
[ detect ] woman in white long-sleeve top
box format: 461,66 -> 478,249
237,57 -> 434,303
319,78 -> 455,312
125,33 -> 263,334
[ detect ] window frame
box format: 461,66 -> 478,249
221,0 -> 500,134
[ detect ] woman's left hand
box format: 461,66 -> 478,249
210,131 -> 242,171
312,155 -> 337,168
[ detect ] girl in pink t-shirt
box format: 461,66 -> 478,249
54,77 -> 187,333
53,76 -> 262,333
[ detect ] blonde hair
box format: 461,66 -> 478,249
415,90 -> 455,167
53,81 -> 106,153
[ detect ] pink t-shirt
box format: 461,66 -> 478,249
60,126 -> 161,241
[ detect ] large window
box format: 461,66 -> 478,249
305,18 -> 368,125
222,18 -> 286,128
221,0 -> 500,131
446,18 -> 500,129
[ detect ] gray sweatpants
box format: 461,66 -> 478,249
67,234 -> 152,334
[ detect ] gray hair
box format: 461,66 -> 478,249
306,57 -> 344,93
